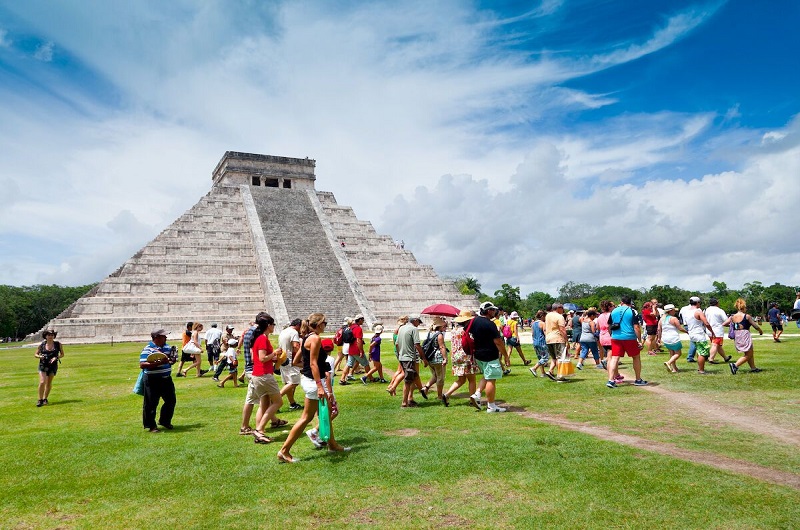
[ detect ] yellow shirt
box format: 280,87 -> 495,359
492,318 -> 502,331
545,312 -> 566,344
508,319 -> 518,337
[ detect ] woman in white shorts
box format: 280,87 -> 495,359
278,313 -> 349,463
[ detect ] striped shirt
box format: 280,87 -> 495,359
241,325 -> 256,373
139,341 -> 175,378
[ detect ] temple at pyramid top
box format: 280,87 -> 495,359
35,151 -> 478,343
212,151 -> 317,189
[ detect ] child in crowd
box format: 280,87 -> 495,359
216,338 -> 239,388
361,325 -> 386,384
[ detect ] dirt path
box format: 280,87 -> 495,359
640,383 -> 800,446
615,370 -> 800,447
509,407 -> 800,490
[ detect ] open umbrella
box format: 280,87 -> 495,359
421,303 -> 460,317
562,303 -> 579,312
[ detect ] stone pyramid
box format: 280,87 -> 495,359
40,152 -> 478,343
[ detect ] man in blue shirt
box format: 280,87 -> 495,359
767,303 -> 783,342
606,296 -> 648,388
139,327 -> 178,433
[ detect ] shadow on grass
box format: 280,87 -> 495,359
46,399 -> 84,406
167,422 -> 204,433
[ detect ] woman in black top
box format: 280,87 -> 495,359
35,329 -> 64,406
278,313 -> 349,462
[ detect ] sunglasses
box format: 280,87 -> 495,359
321,321 -> 328,326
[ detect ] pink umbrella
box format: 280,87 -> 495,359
421,303 -> 460,317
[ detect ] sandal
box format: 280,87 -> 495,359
253,431 -> 273,444
239,426 -> 253,435
270,419 -> 288,428
277,450 -> 298,463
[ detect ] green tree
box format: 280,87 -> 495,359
493,284 -> 522,314
742,281 -> 766,317
557,281 -> 594,301
452,275 -> 482,296
0,284 -> 95,339
521,291 -> 556,316
643,285 -> 691,308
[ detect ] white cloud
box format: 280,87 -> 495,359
33,41 -> 53,61
381,116 -> 800,296
2,0 -> 789,295
0,28 -> 11,48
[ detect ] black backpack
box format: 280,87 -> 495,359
422,331 -> 441,361
341,326 -> 355,344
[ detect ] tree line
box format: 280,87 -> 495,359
453,276 -> 798,319
0,284 -> 96,340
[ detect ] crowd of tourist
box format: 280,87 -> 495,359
33,291 -> 799,462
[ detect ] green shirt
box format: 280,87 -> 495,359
396,323 -> 420,362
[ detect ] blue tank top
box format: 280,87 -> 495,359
533,321 -> 545,347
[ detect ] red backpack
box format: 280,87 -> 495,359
461,319 -> 476,356
333,326 -> 345,346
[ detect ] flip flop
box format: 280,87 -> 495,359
270,419 -> 289,428
277,451 -> 298,463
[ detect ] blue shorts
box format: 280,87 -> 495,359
346,353 -> 369,368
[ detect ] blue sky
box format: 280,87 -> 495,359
1,0 -> 798,295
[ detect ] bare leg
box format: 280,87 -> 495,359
279,398 -> 318,459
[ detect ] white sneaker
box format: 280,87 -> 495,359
306,429 -> 325,449
487,405 -> 507,413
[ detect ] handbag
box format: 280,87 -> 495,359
318,397 -> 331,442
728,321 -> 736,340
133,370 -> 145,396
183,341 -> 200,355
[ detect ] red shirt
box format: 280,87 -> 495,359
350,324 -> 364,355
252,334 -> 274,376
642,308 -> 658,326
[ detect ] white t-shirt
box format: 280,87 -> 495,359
680,305 -> 707,342
204,327 -> 223,346
794,298 -> 800,311
278,327 -> 300,362
704,306 -> 727,338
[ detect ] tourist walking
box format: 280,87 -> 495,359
278,313 -> 349,462
386,316 -> 409,396
396,314 -> 427,407
180,322 -> 208,377
768,302 -> 783,342
544,303 -> 568,381
422,317 -> 448,404
641,301 -> 659,355
444,310 -> 479,405
606,296 -> 647,388
362,324 -> 386,384
725,299 -> 764,374
205,323 -> 223,373
704,298 -> 731,364
469,302 -> 507,412
680,296 -> 715,374
278,319 -> 303,410
577,308 -> 601,370
339,315 -> 368,385
176,321 -> 193,377
249,313 -> 287,444
658,304 -> 686,373
505,311 -> 531,369
529,310 -> 549,377
138,327 -> 178,432
35,329 -> 64,407
238,318 -> 260,434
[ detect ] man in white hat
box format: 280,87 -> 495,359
139,327 -> 178,433
468,301 -> 508,412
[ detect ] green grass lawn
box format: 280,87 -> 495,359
1,334 -> 798,529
